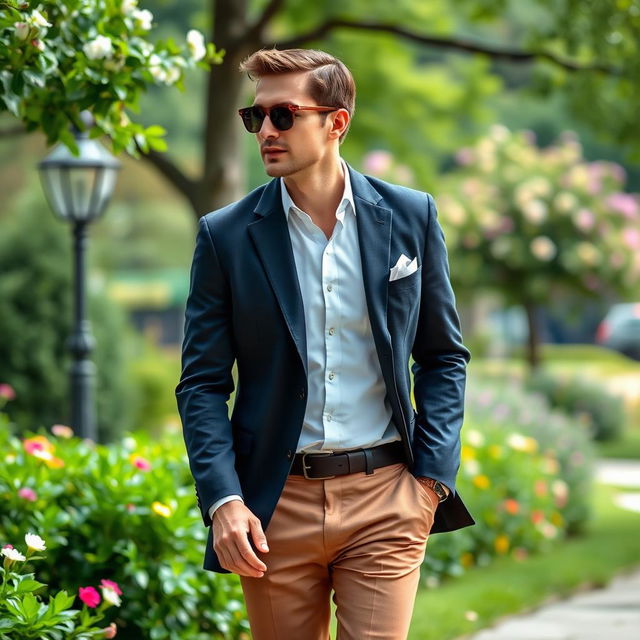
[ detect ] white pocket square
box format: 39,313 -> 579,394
389,253 -> 418,281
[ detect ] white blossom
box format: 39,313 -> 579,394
15,22 -> 30,40
101,586 -> 122,607
186,29 -> 206,62
2,547 -> 26,562
83,35 -> 114,61
30,9 -> 52,29
25,533 -> 46,552
530,236 -> 557,261
121,0 -> 138,15
133,8 -> 153,30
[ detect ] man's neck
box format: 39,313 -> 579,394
282,157 -> 345,222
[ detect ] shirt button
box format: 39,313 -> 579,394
326,414 -> 333,422
327,284 -> 333,292
328,372 -> 335,380
328,327 -> 335,335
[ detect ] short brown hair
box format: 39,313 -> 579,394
239,48 -> 356,141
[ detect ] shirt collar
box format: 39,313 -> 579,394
280,159 -> 355,222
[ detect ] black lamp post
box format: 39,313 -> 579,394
37,111 -> 121,441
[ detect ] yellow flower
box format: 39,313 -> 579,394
550,511 -> 564,527
461,445 -> 476,461
473,474 -> 490,490
494,534 -> 510,554
151,501 -> 172,518
507,433 -> 538,454
488,444 -> 503,460
461,552 -> 475,568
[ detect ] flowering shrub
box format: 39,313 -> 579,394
1,533 -> 121,638
0,1 -> 223,154
440,125 -> 639,298
423,378 -> 594,583
0,414 -> 248,639
438,125 -> 640,366
526,369 -> 625,442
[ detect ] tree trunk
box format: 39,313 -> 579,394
523,299 -> 541,370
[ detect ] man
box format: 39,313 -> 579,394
176,48 -> 473,640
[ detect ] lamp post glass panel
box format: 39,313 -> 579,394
38,112 -> 120,441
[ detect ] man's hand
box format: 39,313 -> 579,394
212,500 -> 269,577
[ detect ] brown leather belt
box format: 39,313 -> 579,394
289,441 -> 405,479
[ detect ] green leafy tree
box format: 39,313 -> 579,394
3,1 -> 640,216
0,0 -> 222,154
435,125 -> 640,368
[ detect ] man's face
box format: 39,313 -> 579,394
251,71 -> 338,179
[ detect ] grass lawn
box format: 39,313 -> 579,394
407,483 -> 640,640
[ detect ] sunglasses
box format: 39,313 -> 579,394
238,104 -> 338,133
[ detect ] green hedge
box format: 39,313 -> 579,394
0,409 -> 248,640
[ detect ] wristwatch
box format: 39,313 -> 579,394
417,477 -> 449,503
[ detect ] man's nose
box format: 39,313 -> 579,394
258,114 -> 279,139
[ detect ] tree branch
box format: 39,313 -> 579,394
270,20 -> 620,75
246,0 -> 285,43
134,141 -> 198,209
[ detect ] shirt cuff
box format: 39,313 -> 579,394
208,495 -> 243,521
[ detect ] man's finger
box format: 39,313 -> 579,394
227,541 -> 265,577
236,533 -> 267,572
249,518 -> 269,553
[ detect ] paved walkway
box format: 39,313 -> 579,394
466,458 -> 640,640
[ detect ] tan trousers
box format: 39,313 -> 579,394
240,462 -> 438,640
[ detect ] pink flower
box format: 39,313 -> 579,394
130,455 -> 151,471
607,193 -> 639,220
455,147 -> 474,166
78,586 -> 101,608
363,150 -> 392,176
622,228 -> 640,250
18,487 -> 37,502
573,208 -> 595,232
103,622 -> 118,638
0,384 -> 15,400
51,424 -> 74,438
100,579 -> 122,596
2,544 -> 14,550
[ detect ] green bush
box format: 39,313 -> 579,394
525,369 -> 624,441
1,532 -> 121,639
424,379 -> 594,584
0,415 -> 248,639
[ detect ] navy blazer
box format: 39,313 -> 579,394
176,165 -> 474,573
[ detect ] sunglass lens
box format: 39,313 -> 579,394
240,107 -> 265,133
269,107 -> 294,131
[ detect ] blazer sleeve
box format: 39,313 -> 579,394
175,216 -> 243,528
410,193 -> 471,494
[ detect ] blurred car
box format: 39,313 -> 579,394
595,302 -> 640,360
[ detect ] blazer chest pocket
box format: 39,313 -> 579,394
389,265 -> 422,293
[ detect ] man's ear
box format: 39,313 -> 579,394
328,108 -> 350,141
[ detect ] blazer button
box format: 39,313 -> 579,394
286,449 -> 293,459
299,389 -> 305,399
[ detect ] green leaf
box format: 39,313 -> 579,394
16,579 -> 47,593
144,125 -> 166,137
147,136 -> 168,152
22,592 -> 40,621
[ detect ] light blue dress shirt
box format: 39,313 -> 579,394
209,160 -> 400,519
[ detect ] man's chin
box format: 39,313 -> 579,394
263,162 -> 292,178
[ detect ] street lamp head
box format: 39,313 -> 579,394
38,111 -> 121,223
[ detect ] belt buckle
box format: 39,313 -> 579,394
302,451 -> 336,480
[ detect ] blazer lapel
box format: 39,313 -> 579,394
348,167 -> 394,374
248,179 -> 308,376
